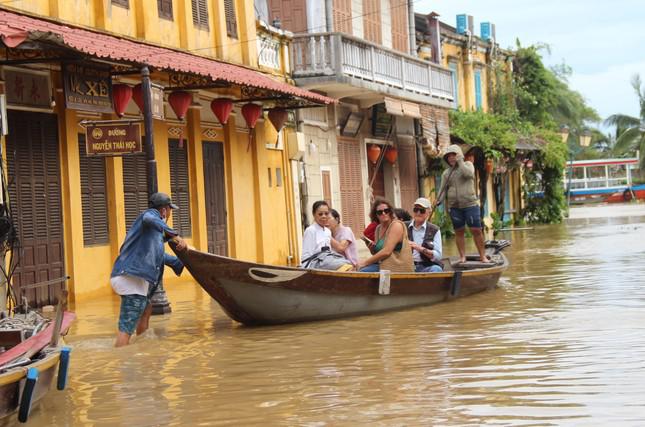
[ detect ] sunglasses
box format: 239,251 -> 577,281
413,207 -> 427,214
376,208 -> 392,216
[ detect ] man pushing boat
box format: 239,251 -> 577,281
110,192 -> 187,347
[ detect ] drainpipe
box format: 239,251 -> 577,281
325,0 -> 334,32
408,0 -> 417,56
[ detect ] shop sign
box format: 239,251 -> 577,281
4,67 -> 52,109
63,63 -> 113,113
150,83 -> 165,120
85,122 -> 142,156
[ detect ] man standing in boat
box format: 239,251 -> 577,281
435,145 -> 488,264
110,192 -> 187,347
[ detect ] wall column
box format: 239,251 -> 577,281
186,108 -> 208,251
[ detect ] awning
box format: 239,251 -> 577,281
0,10 -> 335,106
384,97 -> 422,118
516,138 -> 543,151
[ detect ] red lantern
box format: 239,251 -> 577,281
132,83 -> 144,113
241,103 -> 263,129
385,147 -> 398,164
242,103 -> 263,152
168,91 -> 192,121
210,98 -> 234,126
367,144 -> 381,164
485,158 -> 494,174
112,84 -> 132,117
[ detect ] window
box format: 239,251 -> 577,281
157,0 -> 173,20
78,135 -> 109,246
474,69 -> 482,110
191,0 -> 209,29
449,62 -> 459,109
168,139 -> 192,237
224,0 -> 238,38
111,0 -> 129,8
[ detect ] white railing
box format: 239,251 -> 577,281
257,33 -> 282,70
292,32 -> 454,101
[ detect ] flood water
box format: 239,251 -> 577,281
11,204 -> 645,426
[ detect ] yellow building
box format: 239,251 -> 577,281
416,12 -> 525,225
0,1 -> 332,307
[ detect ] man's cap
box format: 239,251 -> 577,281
149,192 -> 179,209
414,197 -> 431,209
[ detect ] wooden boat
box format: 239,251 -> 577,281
174,241 -> 510,326
0,311 -> 75,422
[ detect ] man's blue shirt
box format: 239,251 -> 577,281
111,208 -> 183,285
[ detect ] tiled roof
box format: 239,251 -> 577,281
0,9 -> 335,105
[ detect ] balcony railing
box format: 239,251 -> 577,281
256,21 -> 291,72
291,32 -> 454,101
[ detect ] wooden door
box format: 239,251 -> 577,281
337,137 -> 365,234
122,154 -> 149,231
270,0 -> 307,33
368,160 -> 385,199
321,170 -> 332,206
202,142 -> 228,255
398,143 -> 419,210
6,111 -> 65,307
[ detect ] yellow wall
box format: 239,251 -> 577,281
6,0 -> 256,67
440,41 -> 491,112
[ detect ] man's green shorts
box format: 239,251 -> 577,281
118,294 -> 148,335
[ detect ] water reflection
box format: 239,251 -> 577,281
7,206 -> 645,426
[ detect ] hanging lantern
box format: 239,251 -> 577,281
132,83 -> 144,113
241,103 -> 263,129
525,159 -> 534,170
210,98 -> 234,126
367,144 -> 381,164
485,158 -> 494,174
242,103 -> 263,152
385,147 -> 398,164
268,108 -> 288,132
112,84 -> 132,117
168,91 -> 192,121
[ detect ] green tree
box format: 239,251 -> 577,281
604,74 -> 645,172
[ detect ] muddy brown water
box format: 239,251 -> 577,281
9,204 -> 645,426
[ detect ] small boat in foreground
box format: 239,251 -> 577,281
174,241 -> 510,326
0,309 -> 75,422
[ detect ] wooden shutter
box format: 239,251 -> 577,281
112,0 -> 129,8
337,137 -> 365,234
78,134 -> 109,246
362,0 -> 380,44
122,155 -> 149,231
157,0 -> 173,19
168,139 -> 192,237
398,143 -> 419,210
390,0 -> 408,52
6,111 -> 64,307
191,0 -> 209,29
224,0 -> 237,38
269,0 -> 307,33
203,142 -> 228,255
333,0 -> 352,34
321,170 -> 332,206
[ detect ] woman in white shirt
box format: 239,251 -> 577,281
300,201 -> 352,270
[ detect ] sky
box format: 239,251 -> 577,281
416,0 -> 645,126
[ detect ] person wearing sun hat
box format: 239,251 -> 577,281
110,192 -> 187,347
406,197 -> 444,272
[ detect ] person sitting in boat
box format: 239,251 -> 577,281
300,201 -> 353,271
407,197 -> 444,273
329,209 -> 359,267
356,199 -> 414,272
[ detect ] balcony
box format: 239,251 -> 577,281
291,32 -> 454,108
256,21 -> 291,74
